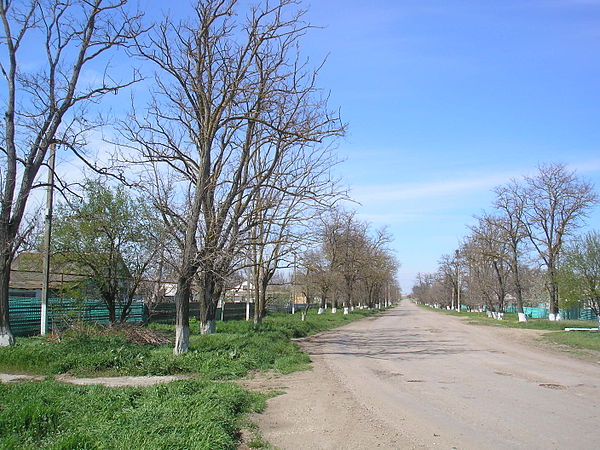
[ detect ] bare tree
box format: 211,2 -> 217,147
489,180 -> 529,321
247,136 -> 342,326
522,164 -> 598,320
123,0 -> 343,354
466,219 -> 511,318
0,0 -> 142,346
322,210 -> 369,314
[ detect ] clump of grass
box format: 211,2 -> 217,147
0,379 -> 266,450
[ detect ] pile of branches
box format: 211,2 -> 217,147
114,324 -> 172,346
53,322 -> 172,346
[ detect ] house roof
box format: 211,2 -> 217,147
10,252 -> 91,291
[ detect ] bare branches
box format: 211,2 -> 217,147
0,0 -> 144,345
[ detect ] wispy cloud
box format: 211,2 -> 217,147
350,172 -> 515,204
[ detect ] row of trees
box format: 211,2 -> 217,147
413,164 -> 598,321
0,0 -> 400,352
294,210 -> 400,319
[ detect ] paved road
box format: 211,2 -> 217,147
251,301 -> 600,449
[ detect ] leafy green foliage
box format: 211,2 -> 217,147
51,180 -> 159,321
558,231 -> 600,313
0,379 -> 265,450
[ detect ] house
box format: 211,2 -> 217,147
9,252 -> 89,299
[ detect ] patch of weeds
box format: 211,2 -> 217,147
0,379 -> 266,450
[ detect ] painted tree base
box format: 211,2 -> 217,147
173,325 -> 190,355
518,312 -> 528,322
318,308 -> 324,314
0,328 -> 14,347
331,308 -> 337,314
343,307 -> 349,315
201,320 -> 216,334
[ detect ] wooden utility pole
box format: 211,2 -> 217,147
40,144 -> 56,335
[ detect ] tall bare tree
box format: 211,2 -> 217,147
247,135 -> 342,326
466,219 -> 511,317
522,164 -> 598,320
489,181 -> 529,321
123,0 -> 343,353
0,0 -> 142,346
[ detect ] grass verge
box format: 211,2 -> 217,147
419,304 -> 600,352
0,307 -> 388,449
0,379 -> 265,450
0,308 -> 383,378
542,330 -> 600,352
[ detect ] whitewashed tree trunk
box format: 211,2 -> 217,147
518,312 -> 528,322
0,326 -> 14,347
174,325 -> 189,355
317,307 -> 324,314
548,313 -> 556,321
556,313 -> 562,321
201,320 -> 216,334
343,307 -> 349,315
332,307 -> 337,313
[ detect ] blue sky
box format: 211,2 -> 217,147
38,0 -> 600,291
289,0 -> 600,290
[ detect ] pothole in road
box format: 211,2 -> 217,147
539,383 -> 566,390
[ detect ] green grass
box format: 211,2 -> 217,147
0,308 -> 384,378
420,304 -> 600,352
542,330 -> 600,352
0,379 -> 265,450
0,307 -> 388,449
419,304 -> 597,331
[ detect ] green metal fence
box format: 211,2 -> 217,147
147,302 -> 255,324
8,296 -> 146,336
504,305 -> 598,321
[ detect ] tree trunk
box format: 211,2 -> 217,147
514,265 -> 527,322
0,251 -> 14,346
301,302 -> 310,321
173,272 -> 193,355
318,295 -> 326,314
199,272 -> 220,335
102,292 -> 117,324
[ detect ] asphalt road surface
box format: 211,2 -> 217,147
249,301 -> 600,449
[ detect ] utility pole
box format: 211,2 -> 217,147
40,144 -> 56,335
291,253 -> 296,314
455,249 -> 461,313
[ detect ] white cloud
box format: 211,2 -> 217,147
350,171 -> 515,204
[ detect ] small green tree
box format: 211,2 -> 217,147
559,231 -> 600,317
52,180 -> 157,323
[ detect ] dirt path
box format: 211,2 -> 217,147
0,373 -> 192,387
246,302 -> 600,449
